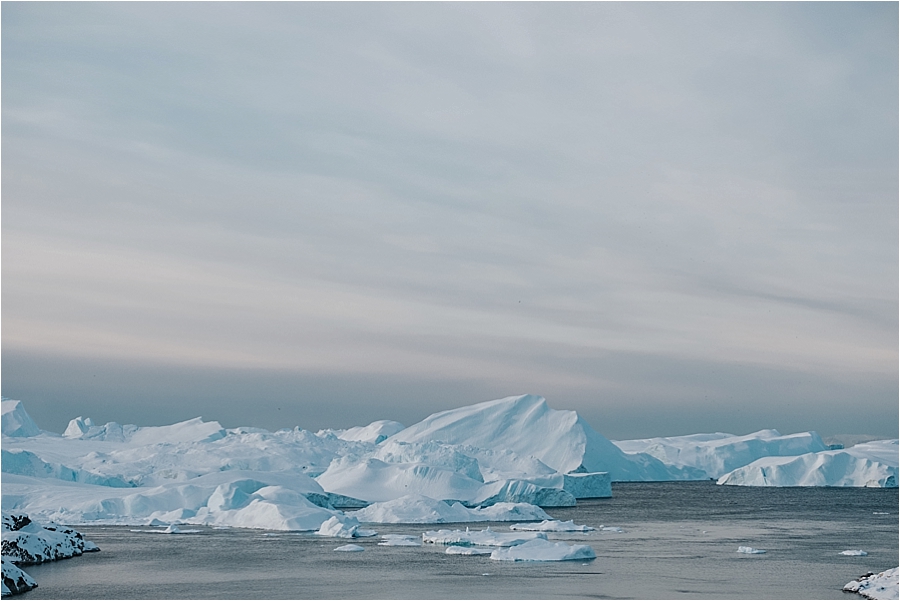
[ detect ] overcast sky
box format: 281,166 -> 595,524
3,3 -> 897,439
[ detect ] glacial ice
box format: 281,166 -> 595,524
1,401 -> 40,439
736,546 -> 766,554
377,534 -> 421,546
717,440 -> 898,487
333,544 -> 365,552
489,538 -> 597,562
348,494 -> 552,524
841,550 -> 869,556
445,546 -> 492,555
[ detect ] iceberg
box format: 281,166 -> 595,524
736,546 -> 766,554
614,430 -> 827,479
843,568 -> 900,600
315,515 -> 376,538
445,546 -> 492,555
717,440 -> 898,487
377,534 -> 421,547
388,395 -> 686,481
489,538 -> 596,562
841,550 -> 869,556
333,544 -> 365,552
337,420 -> 405,444
1,401 -> 41,438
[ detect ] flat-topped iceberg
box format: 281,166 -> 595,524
614,429 -> 828,479
717,440 -> 898,487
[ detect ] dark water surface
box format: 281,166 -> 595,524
21,482 -> 899,599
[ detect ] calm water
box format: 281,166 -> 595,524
21,482 -> 899,599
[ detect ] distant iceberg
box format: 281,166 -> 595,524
717,440 -> 898,487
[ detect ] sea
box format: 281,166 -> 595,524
20,481 -> 899,599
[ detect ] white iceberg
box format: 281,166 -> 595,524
349,495 -> 552,524
841,550 -> 869,556
1,400 -> 41,438
489,538 -> 596,562
614,430 -> 827,479
843,568 -> 900,600
388,395 -> 689,481
736,546 -> 766,554
717,440 -> 898,487
315,516 -> 376,538
337,420 -> 405,444
509,519 -> 594,532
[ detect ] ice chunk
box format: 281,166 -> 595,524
1,400 -> 41,438
489,538 -> 596,562
736,546 -> 766,554
841,550 -> 869,556
843,567 -> 899,600
377,534 -> 421,547
445,546 -> 492,555
315,516 -> 376,538
509,519 -> 594,532
333,544 -> 365,552
422,527 -> 547,547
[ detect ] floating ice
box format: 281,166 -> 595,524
600,526 -> 625,533
841,550 -> 869,556
333,544 -> 365,552
422,527 -> 547,547
489,538 -> 596,562
377,534 -> 421,547
1,401 -> 41,438
349,494 -> 552,524
509,520 -> 594,532
737,546 -> 766,554
445,546 -> 492,555
315,516 -> 376,539
843,567 -> 900,600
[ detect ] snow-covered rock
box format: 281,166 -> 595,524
489,538 -> 596,562
844,568 -> 900,600
614,430 -> 827,479
388,395 -> 687,481
717,440 -> 898,487
1,558 -> 37,596
509,519 -> 594,532
1,401 -> 40,439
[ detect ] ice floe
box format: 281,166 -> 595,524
422,527 -> 547,547
377,534 -> 421,547
843,568 -> 900,600
509,519 -> 594,532
445,546 -> 492,555
736,546 -> 766,554
841,550 -> 869,556
333,544 -> 365,552
489,538 -> 596,562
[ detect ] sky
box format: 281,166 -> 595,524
2,3 -> 897,440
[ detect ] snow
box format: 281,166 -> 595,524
717,440 -> 898,487
509,520 -> 594,532
844,568 -> 900,600
842,550 -> 869,556
1,558 -> 37,597
333,544 -> 365,552
1,401 -> 40,438
614,429 -> 827,479
489,538 -> 596,562
422,527 -> 548,547
736,546 -> 766,554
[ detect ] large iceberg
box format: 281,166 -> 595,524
388,394 -> 690,481
614,429 -> 828,479
717,440 -> 898,487
1,401 -> 41,439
